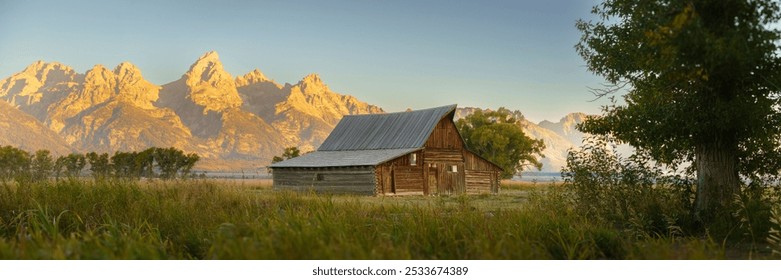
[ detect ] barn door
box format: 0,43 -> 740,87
427,167 -> 437,195
444,163 -> 465,194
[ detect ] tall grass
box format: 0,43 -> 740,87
0,179 -> 753,259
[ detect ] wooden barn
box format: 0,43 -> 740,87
269,105 -> 502,195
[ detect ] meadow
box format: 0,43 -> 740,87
1,178 -> 776,260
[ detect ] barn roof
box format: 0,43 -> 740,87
269,148 -> 420,168
269,105 -> 456,168
317,104 -> 457,151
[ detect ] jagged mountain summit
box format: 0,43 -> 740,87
1,51 -> 592,172
0,61 -> 81,121
538,112 -> 589,146
0,51 -> 384,169
234,65 -> 383,152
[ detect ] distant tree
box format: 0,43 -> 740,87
272,147 -> 301,164
53,156 -> 65,181
111,151 -> 141,179
270,147 -> 302,173
58,153 -> 86,178
456,108 -> 545,179
137,148 -> 156,178
179,152 -> 200,179
576,0 -> 781,222
152,147 -> 178,179
0,146 -> 31,183
150,147 -> 200,180
86,152 -> 111,179
30,150 -> 54,182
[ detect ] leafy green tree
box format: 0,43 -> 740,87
456,108 -> 545,179
137,148 -> 156,178
272,147 -> 301,164
0,146 -> 31,183
58,153 -> 86,178
267,147 -> 301,174
86,152 -> 111,179
150,147 -> 200,180
111,151 -> 138,179
30,150 -> 54,182
153,147 -> 181,179
576,0 -> 781,221
179,153 -> 200,179
270,147 -> 302,174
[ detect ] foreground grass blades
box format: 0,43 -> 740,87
0,179 -> 767,259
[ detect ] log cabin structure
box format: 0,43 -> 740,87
269,105 -> 502,195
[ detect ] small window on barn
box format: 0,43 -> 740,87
410,153 -> 417,166
450,165 -> 458,172
316,173 -> 324,181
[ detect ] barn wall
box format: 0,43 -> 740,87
375,151 -> 425,195
463,151 -> 501,194
273,166 -> 376,195
422,153 -> 465,195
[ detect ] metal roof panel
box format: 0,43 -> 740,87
269,148 -> 420,168
318,104 -> 457,151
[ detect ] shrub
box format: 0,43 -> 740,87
562,136 -> 695,237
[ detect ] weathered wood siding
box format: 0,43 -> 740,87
425,117 -> 464,149
393,166 -> 425,194
426,148 -> 463,162
465,170 -> 493,194
273,166 -> 376,195
375,151 -> 425,195
463,151 -> 501,193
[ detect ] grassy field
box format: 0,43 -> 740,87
0,179 -> 775,259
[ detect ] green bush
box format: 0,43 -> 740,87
563,135 -> 781,252
562,136 -> 696,237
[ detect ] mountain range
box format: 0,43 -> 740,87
0,51 -> 586,172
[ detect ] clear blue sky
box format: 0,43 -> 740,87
0,0 -> 607,122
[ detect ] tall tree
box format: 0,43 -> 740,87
86,152 -> 111,179
111,151 -> 141,179
0,146 -> 31,183
456,108 -> 545,179
30,150 -> 54,182
59,153 -> 86,178
576,0 -> 781,222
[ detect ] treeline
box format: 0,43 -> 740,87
0,146 -> 200,183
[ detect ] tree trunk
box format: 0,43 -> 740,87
694,141 -> 740,223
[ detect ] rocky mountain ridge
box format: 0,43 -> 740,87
1,51 -> 588,172
0,51 -> 382,169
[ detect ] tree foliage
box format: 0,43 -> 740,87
271,147 -> 302,164
456,108 -> 545,179
111,151 -> 142,179
56,153 -> 87,179
86,152 -> 111,180
30,150 -> 54,182
0,146 -> 200,183
151,147 -> 200,179
0,146 -> 31,183
576,0 -> 781,219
